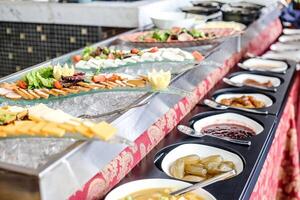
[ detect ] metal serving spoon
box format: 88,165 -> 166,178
177,125 -> 251,146
204,99 -> 268,115
170,170 -> 236,196
223,77 -> 277,92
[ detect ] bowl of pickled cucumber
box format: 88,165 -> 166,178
158,143 -> 244,182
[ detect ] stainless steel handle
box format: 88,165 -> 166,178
170,170 -> 236,196
203,133 -> 251,146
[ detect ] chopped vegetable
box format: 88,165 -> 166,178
152,30 -> 170,42
149,47 -> 159,53
130,48 -> 140,54
22,67 -> 55,89
72,55 -> 82,63
16,80 -> 27,89
192,51 -> 204,61
54,81 -> 63,89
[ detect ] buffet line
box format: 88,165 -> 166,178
1,2 -> 299,200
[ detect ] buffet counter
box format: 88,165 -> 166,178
0,3 -> 299,200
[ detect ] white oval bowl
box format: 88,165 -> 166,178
161,143 -> 244,180
229,73 -> 281,87
270,42 -> 300,52
151,12 -> 195,29
215,93 -> 273,108
105,178 -> 216,200
193,113 -> 264,135
262,51 -> 300,63
242,58 -> 288,72
278,34 -> 300,43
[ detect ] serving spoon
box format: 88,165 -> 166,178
177,125 -> 251,146
204,99 -> 268,115
223,77 -> 277,92
170,170 -> 236,196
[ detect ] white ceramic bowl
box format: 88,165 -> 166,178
242,58 -> 288,73
160,143 -> 244,182
193,113 -> 264,135
151,12 -> 196,29
229,73 -> 281,87
105,178 -> 216,200
214,93 -> 273,107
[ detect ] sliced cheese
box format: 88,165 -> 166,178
90,121 -> 117,141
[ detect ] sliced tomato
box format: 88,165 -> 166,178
54,81 -> 63,89
192,51 -> 204,61
92,75 -> 106,83
72,55 -> 82,63
131,48 -> 140,54
16,80 -> 28,89
149,47 -> 159,53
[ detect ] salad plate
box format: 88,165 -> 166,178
118,27 -> 242,48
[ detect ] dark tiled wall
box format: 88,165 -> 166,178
0,22 -> 130,77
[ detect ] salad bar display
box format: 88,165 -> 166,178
0,3 -> 299,200
119,27 -> 242,47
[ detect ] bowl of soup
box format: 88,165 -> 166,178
105,178 -> 216,200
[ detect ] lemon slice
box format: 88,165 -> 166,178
148,69 -> 171,90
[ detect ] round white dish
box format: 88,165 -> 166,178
229,73 -> 281,87
283,28 -> 300,35
278,35 -> 300,43
214,93 -> 273,107
262,51 -> 300,63
270,42 -> 300,52
242,58 -> 288,72
161,143 -> 244,180
151,12 -> 196,29
105,178 -> 216,200
193,113 -> 264,135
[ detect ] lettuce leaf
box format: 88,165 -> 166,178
24,67 -> 54,89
